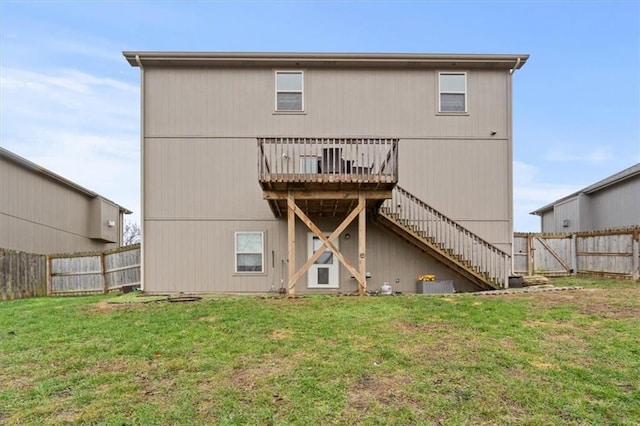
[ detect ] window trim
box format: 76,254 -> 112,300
438,71 -> 467,114
275,70 -> 304,112
234,231 -> 265,274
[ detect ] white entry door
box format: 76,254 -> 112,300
307,233 -> 339,288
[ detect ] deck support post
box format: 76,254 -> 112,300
285,190 -> 368,294
287,192 -> 296,294
358,192 -> 367,295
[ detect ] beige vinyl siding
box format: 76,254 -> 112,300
398,138 -> 510,246
0,157 -> 122,254
144,138 -> 273,220
142,64 -> 514,292
144,68 -> 509,139
144,136 -> 511,247
143,217 -> 474,294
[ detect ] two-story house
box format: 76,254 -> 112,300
1,147 -> 131,254
124,52 -> 528,294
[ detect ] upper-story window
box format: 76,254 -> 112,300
438,72 -> 467,113
275,71 -> 304,111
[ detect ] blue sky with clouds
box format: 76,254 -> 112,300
1,0 -> 638,231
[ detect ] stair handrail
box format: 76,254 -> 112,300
380,186 -> 511,287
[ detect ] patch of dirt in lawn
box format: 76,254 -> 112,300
92,300 -> 147,312
270,329 -> 293,340
344,373 -> 421,416
199,315 -> 218,323
1,375 -> 33,391
399,332 -> 480,363
519,287 -> 640,320
224,354 -> 297,394
529,360 -> 559,370
88,357 -> 140,375
54,409 -> 81,424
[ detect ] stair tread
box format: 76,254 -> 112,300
379,189 -> 508,290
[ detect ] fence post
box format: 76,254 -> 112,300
633,229 -> 639,281
101,252 -> 107,294
46,255 -> 52,296
571,234 -> 578,275
526,233 -> 534,276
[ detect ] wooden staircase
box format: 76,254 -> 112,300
375,186 -> 511,290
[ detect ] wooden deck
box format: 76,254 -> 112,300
258,137 -> 398,217
262,188 -> 392,218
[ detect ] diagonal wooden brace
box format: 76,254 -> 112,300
287,194 -> 366,292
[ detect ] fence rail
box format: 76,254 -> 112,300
514,228 -> 639,280
49,244 -> 140,295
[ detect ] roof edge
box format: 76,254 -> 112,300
530,163 -> 640,215
0,147 -> 133,214
123,51 -> 529,69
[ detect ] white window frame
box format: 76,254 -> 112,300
234,231 -> 264,274
275,70 -> 304,112
438,72 -> 467,113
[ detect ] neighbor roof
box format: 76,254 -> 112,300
0,147 -> 132,214
123,51 -> 528,70
530,163 -> 640,215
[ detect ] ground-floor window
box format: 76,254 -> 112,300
235,232 -> 264,273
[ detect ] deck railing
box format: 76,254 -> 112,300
258,138 -> 398,184
380,186 -> 511,288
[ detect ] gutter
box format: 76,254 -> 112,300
123,51 -> 530,70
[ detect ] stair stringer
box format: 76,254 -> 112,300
376,186 -> 511,290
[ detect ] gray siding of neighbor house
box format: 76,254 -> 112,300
141,65 -> 515,293
541,211 -> 555,233
586,176 -> 640,231
553,197 -> 580,233
537,171 -> 640,233
0,154 -> 125,254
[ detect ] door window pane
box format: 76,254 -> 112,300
317,267 -> 329,285
313,236 -> 333,264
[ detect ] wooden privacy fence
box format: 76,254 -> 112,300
49,244 -> 140,296
0,249 -> 47,300
514,227 -> 640,280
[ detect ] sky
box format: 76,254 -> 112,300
1,0 -> 638,232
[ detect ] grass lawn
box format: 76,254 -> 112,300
1,277 -> 639,425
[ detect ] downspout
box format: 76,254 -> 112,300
135,54 -> 145,292
509,57 -> 522,75
507,57 -> 521,284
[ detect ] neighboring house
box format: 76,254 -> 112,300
531,163 -> 640,233
0,147 -> 131,254
124,51 -> 528,294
